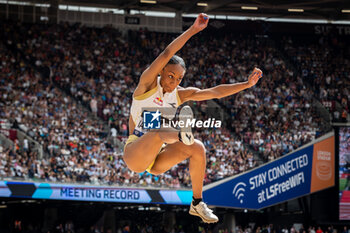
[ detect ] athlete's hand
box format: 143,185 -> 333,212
247,68 -> 263,87
191,13 -> 209,33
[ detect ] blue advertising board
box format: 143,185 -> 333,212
203,134 -> 335,209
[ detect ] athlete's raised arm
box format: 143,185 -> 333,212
178,67 -> 263,102
133,13 -> 209,97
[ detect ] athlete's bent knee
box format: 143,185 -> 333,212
124,162 -> 146,173
123,155 -> 146,173
131,168 -> 146,173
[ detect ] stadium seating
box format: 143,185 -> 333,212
0,21 -> 334,187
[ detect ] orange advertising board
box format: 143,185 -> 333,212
311,136 -> 335,193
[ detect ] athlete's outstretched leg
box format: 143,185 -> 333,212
148,140 -> 218,223
149,139 -> 206,198
188,142 -> 206,199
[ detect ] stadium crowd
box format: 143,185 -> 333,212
12,23 -> 327,157
0,22 -> 258,187
281,35 -> 349,122
0,20 -> 332,187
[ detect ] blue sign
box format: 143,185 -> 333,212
143,110 -> 161,129
204,146 -> 314,209
0,181 -> 193,205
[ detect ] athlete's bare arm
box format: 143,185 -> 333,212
133,13 -> 209,98
178,68 -> 263,102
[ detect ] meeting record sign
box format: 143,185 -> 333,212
0,182 -> 193,205
203,133 -> 335,209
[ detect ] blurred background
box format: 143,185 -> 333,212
0,0 -> 349,232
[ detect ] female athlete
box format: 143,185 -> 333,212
123,13 -> 263,223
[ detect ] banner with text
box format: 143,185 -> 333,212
0,181 -> 193,205
203,135 -> 334,209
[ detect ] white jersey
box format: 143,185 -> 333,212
130,76 -> 182,134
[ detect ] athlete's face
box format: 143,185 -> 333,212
160,64 -> 185,93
